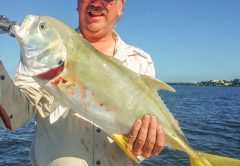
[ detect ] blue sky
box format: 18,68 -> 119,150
0,0 -> 239,82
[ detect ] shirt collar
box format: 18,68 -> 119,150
111,31 -> 128,62
75,28 -> 128,62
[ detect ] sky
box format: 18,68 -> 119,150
0,0 -> 239,82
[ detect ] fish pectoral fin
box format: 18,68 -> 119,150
140,75 -> 176,92
112,134 -> 140,164
190,151 -> 240,166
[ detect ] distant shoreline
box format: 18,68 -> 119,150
167,83 -> 240,87
167,79 -> 240,87
167,82 -> 240,87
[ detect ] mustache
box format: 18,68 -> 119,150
87,5 -> 104,12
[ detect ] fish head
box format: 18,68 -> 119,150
15,15 -> 67,77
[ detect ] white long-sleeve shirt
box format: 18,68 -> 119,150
0,32 -> 155,166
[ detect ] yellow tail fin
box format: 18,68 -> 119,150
112,134 -> 240,166
112,134 -> 140,164
190,151 -> 240,166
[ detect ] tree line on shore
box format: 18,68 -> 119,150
168,79 -> 240,87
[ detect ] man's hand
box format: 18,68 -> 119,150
127,115 -> 165,158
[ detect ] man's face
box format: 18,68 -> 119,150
78,0 -> 124,37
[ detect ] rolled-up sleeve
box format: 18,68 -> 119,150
0,61 -> 50,130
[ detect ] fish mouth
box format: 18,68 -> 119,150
15,15 -> 38,40
36,62 -> 64,81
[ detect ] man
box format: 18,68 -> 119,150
0,0 -> 165,165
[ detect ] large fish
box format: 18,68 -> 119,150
13,15 -> 240,165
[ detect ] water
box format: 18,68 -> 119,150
0,121 -> 34,165
139,85 -> 240,166
0,86 -> 240,166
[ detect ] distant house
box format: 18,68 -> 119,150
210,80 -> 220,83
209,80 -> 224,84
224,82 -> 232,86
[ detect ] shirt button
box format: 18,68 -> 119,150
96,128 -> 101,133
96,160 -> 101,165
0,75 -> 5,80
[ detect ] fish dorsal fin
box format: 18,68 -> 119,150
141,75 -> 176,92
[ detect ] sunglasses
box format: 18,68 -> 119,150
81,0 -> 115,5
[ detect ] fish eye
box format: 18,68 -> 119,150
39,23 -> 47,30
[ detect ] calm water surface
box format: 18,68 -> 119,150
0,86 -> 240,166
